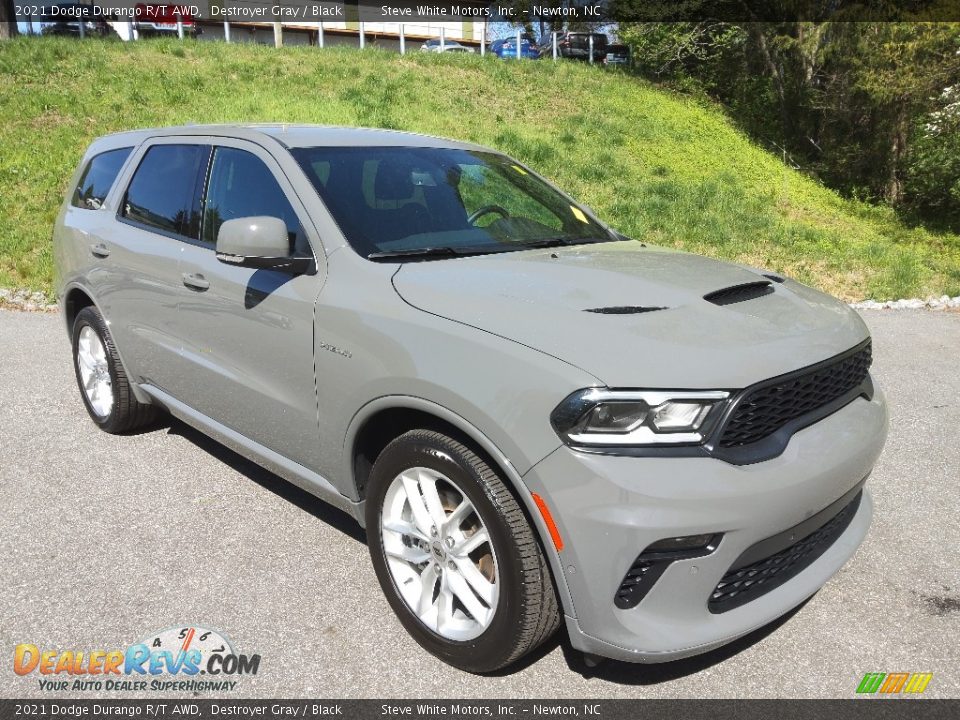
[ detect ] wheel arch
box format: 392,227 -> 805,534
344,396 -> 577,619
63,284 -> 97,337
62,282 -> 152,406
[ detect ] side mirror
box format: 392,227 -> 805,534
215,216 -> 310,274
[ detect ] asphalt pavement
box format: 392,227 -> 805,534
1,308 -> 958,699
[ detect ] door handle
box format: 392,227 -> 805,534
90,243 -> 110,258
181,273 -> 210,291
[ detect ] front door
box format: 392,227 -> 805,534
175,141 -> 323,471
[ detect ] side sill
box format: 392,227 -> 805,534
139,384 -> 363,524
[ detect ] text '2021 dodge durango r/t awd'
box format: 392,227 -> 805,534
54,125 -> 888,673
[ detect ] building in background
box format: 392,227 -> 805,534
105,2 -> 493,49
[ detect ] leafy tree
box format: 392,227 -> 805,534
827,23 -> 960,203
905,82 -> 960,223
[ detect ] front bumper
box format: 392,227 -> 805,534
523,387 -> 888,663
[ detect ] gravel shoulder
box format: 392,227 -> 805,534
0,309 -> 957,699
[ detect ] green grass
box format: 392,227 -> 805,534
2,36 -> 959,301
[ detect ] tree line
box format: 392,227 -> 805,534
615,21 -> 960,229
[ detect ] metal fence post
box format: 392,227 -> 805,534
273,21 -> 282,48
223,21 -> 231,43
516,28 -> 521,59
588,34 -> 593,64
553,31 -> 557,60
480,27 -> 485,56
318,22 -> 324,48
176,16 -> 184,41
360,21 -> 365,49
399,24 -> 405,55
440,26 -> 445,51
78,17 -> 85,39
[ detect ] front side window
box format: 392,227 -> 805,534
123,144 -> 209,239
291,146 -> 613,259
202,147 -> 304,253
72,147 -> 132,210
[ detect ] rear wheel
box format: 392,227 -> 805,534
366,430 -> 560,672
72,306 -> 157,433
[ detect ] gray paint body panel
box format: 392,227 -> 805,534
393,242 -> 870,388
53,124 -> 889,664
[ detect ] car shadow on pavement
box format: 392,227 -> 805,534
553,598 -> 812,684
162,417 -> 367,545
146,417 -> 811,684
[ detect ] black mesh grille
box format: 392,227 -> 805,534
709,492 -> 862,613
718,343 -> 872,449
614,559 -> 660,608
704,281 -> 774,306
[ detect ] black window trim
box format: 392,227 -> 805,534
71,146 -> 135,212
115,142 -> 212,247
114,137 -> 319,269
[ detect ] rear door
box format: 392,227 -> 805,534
174,139 -> 323,469
98,139 -> 210,393
58,145 -> 134,301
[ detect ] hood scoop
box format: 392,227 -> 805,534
704,281 -> 774,306
584,305 -> 668,315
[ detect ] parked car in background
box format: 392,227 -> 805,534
33,4 -> 116,38
490,34 -> 541,59
134,3 -> 199,36
420,38 -> 475,53
556,32 -> 608,62
604,44 -> 632,66
55,124 -> 888,673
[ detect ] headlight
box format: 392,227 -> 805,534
550,389 -> 730,447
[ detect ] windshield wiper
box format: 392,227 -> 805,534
368,236 -> 616,261
368,247 -> 465,261
522,236 -> 612,249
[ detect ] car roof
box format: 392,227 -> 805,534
86,124 -> 492,154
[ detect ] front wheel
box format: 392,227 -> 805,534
366,430 -> 560,672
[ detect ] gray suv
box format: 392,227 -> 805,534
53,125 -> 888,672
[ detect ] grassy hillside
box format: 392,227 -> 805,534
1,36 -> 958,301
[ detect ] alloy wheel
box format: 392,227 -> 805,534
380,466 -> 500,641
76,325 -> 113,418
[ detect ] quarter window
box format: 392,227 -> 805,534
123,144 -> 209,239
71,147 -> 132,210
202,147 -> 304,253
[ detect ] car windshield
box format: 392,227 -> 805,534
291,146 -> 615,260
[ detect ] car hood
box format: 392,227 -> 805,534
391,241 -> 869,388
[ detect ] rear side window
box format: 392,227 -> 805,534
122,144 -> 209,239
202,147 -> 305,253
71,148 -> 132,210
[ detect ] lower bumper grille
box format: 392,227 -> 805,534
708,491 -> 862,614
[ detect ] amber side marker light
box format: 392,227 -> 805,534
531,492 -> 564,551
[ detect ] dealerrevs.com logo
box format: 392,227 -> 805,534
14,626 -> 260,693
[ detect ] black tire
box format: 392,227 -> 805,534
365,429 -> 561,672
72,306 -> 157,433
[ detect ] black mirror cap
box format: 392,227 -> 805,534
215,253 -> 313,275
